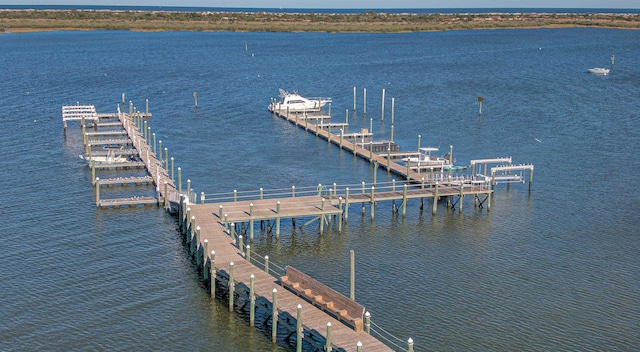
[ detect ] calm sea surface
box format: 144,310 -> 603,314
1,27 -> 638,351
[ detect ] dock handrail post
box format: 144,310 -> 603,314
344,188 -> 350,222
145,98 -> 149,116
271,289 -> 278,344
210,250 -> 216,297
184,207 -> 191,235
193,225 -> 200,258
259,187 -> 263,200
219,205 -> 223,219
95,177 -> 100,207
432,183 -> 439,216
350,249 -> 355,300
276,201 -> 281,238
249,203 -> 254,242
387,147 -> 391,171
346,109 -> 349,125
296,304 -> 303,352
249,274 -> 255,327
238,233 -> 243,254
153,133 -> 157,155
357,341 -> 363,352
246,245 -> 251,263
402,184 -> 408,217
317,183 -> 322,196
171,157 -> 175,182
292,185 -> 296,198
264,255 -> 269,274
187,179 -> 191,202
164,148 -> 168,170
325,322 -> 332,351
365,312 -> 371,334
340,129 -> 343,149
178,167 -> 182,194
233,189 -> 237,202
407,338 -> 414,352
417,134 -> 421,151
201,192 -> 205,204
369,117 -> 373,136
229,262 -> 235,312
203,239 -> 209,280
147,126 -> 151,146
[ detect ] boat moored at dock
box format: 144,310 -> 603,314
268,89 -> 331,112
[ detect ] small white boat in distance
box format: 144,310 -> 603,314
587,67 -> 610,75
268,89 -> 331,112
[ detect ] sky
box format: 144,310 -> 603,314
0,0 -> 638,8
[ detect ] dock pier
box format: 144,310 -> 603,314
63,91 -> 535,352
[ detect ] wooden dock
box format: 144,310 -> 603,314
184,198 -> 394,352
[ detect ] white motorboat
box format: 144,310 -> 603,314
79,149 -> 130,164
403,147 -> 450,168
587,67 -> 610,75
268,89 -> 331,112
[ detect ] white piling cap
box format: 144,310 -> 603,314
196,226 -> 200,230
297,304 -> 302,309
250,274 -> 255,278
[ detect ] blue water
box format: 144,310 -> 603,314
1,27 -> 639,351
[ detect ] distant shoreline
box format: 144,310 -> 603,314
2,9 -> 639,33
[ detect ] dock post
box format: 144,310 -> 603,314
249,203 -> 254,241
171,157 -> 175,182
193,226 -> 200,259
272,288 -> 278,344
259,187 -> 263,200
340,129 -> 344,149
328,102 -> 331,116
187,179 -> 191,201
459,183 -> 464,213
529,167 -> 534,191
365,312 -> 371,334
229,262 -> 235,312
487,190 -> 491,212
238,234 -> 243,254
121,93 -> 125,107
91,161 -> 95,185
381,89 -> 385,121
357,341 -> 363,352
201,192 -> 205,204
233,189 -> 237,202
373,161 -> 378,185
402,184 -> 408,217
246,245 -> 251,264
164,182 -> 168,209
146,99 -> 149,117
292,185 -> 296,198
178,167 -> 182,194
338,197 -> 343,233
432,183 -> 439,216
184,207 -> 190,236
319,199 -> 325,234
153,133 -> 156,155
350,249 -> 355,300
210,250 -> 216,297
164,148 -> 168,170
203,239 -> 209,280
353,86 -> 356,113
249,274 -> 255,327
345,109 -> 349,125
390,124 -> 394,143
95,177 -> 100,207
361,182 -> 366,216
264,255 -> 269,274
369,118 -> 373,136
370,186 -> 376,221
369,141 -> 373,163
325,322 -> 332,351
296,304 -> 303,352
363,87 -> 367,115
178,195 -> 184,228
408,338 -> 414,352
129,100 -> 133,116
193,91 -> 198,108
158,140 -> 162,161
344,188 -> 350,222
276,201 -> 281,239
391,97 -> 395,125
